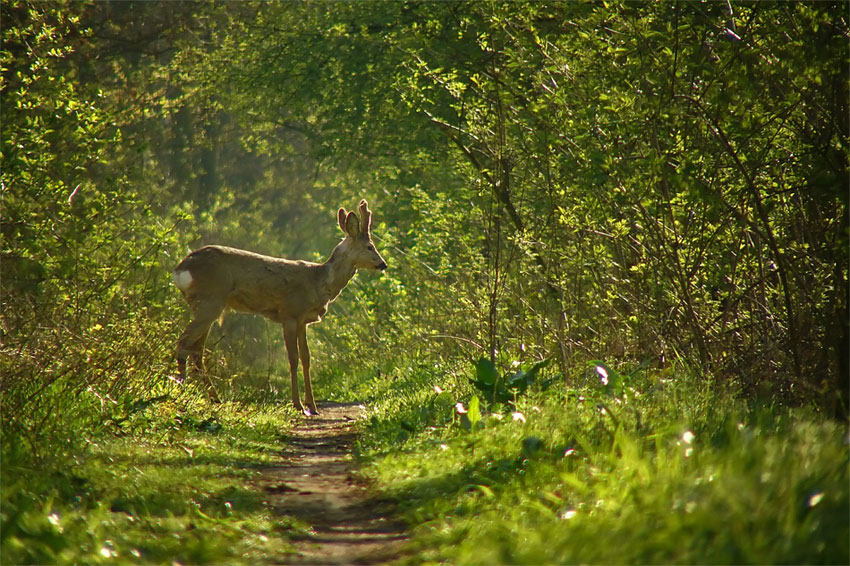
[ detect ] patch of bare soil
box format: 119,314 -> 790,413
259,402 -> 407,565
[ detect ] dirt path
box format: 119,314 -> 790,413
259,402 -> 407,565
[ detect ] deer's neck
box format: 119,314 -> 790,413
320,240 -> 357,303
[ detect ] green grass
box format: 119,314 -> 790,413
1,391 -> 303,565
353,359 -> 850,565
4,358 -> 848,565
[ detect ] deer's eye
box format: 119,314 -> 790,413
366,244 -> 375,251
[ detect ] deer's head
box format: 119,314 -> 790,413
337,200 -> 387,271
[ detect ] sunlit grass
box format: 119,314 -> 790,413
354,361 -> 850,564
1,391 -> 302,565
4,359 -> 847,565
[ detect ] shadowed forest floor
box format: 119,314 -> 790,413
255,402 -> 407,565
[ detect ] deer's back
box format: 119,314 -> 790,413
175,245 -> 325,321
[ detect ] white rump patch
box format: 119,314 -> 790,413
173,269 -> 193,290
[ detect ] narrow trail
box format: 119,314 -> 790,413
258,402 -> 407,565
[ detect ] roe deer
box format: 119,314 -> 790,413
173,199 -> 387,414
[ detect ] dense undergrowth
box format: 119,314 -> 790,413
332,358 -> 850,565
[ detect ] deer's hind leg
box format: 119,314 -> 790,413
177,300 -> 224,401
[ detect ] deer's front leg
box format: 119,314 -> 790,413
297,324 -> 319,415
282,320 -> 306,414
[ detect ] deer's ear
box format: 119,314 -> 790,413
344,211 -> 360,237
338,208 -> 348,233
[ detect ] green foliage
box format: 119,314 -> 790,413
465,395 -> 482,431
2,2 -> 847,563
471,358 -> 552,405
1,1 -> 191,462
184,0 -> 848,413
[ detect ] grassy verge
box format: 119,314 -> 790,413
1,386 -> 302,565
5,357 -> 847,565
351,359 -> 850,564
